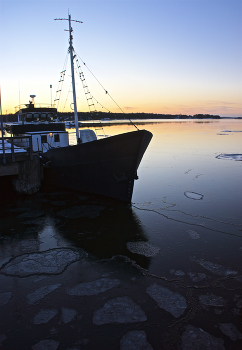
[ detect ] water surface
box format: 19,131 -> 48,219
0,119 -> 242,349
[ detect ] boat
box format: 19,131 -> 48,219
8,14 -> 153,202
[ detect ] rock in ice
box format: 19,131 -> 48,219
1,248 -> 83,277
0,292 -> 12,306
33,309 -> 58,324
181,325 -> 225,350
93,296 -> 147,325
219,323 -> 242,341
146,284 -> 187,318
67,278 -> 120,296
27,284 -> 61,305
31,339 -> 59,350
126,241 -> 160,257
120,331 -> 153,350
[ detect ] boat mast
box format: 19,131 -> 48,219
68,14 -> 80,143
55,15 -> 83,144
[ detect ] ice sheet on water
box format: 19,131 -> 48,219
0,292 -> 12,306
31,339 -> 59,350
187,230 -> 200,239
219,323 -> 242,341
216,154 -> 242,161
188,272 -> 207,282
184,191 -> 203,200
195,259 -> 238,276
146,283 -> 187,318
236,298 -> 242,308
33,309 -> 58,324
27,284 -> 61,305
67,278 -> 120,296
126,241 -> 160,257
120,331 -> 153,350
0,334 -> 7,346
1,248 -> 84,276
221,130 -> 242,133
61,308 -> 78,324
181,325 -> 225,350
199,294 -> 227,309
93,296 -> 147,325
170,269 -> 185,276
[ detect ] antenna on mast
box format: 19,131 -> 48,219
54,15 -> 83,144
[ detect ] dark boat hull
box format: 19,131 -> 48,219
43,129 -> 152,202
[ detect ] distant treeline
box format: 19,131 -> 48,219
1,111 -> 221,123
58,111 -> 221,121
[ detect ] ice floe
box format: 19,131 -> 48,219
146,283 -> 187,318
1,248 -> 84,276
61,307 -> 78,324
67,278 -> 120,296
184,191 -> 203,200
33,309 -> 58,324
93,296 -> 147,325
0,292 -> 12,306
219,323 -> 242,341
199,294 -> 227,309
188,272 -> 207,282
187,230 -> 200,239
0,334 -> 7,346
17,210 -> 45,219
216,154 -> 242,161
57,205 -> 105,218
126,241 -> 160,257
236,298 -> 242,308
120,331 -> 153,350
27,284 -> 61,305
195,259 -> 237,276
221,130 -> 242,133
170,269 -> 185,276
181,325 -> 225,350
31,339 -> 59,350
51,201 -> 66,206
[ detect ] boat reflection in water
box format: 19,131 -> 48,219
56,194 -> 152,269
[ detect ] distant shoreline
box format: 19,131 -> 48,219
1,112 -> 241,124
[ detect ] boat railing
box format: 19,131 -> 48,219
14,103 -> 56,112
0,136 -> 33,164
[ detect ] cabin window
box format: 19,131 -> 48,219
41,135 -> 47,143
54,134 -> 60,142
47,113 -> 54,121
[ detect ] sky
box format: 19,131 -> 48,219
0,0 -> 241,117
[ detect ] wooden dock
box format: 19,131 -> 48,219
0,136 -> 42,194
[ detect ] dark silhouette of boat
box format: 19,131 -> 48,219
8,14 -> 153,202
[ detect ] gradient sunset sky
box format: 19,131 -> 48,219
0,0 -> 241,117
